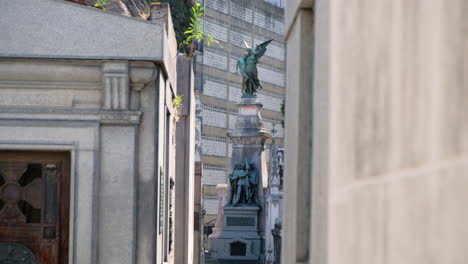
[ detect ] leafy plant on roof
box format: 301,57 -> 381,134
173,95 -> 184,122
157,0 -> 192,44
179,3 -> 218,58
94,0 -> 110,10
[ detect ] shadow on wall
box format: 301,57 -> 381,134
137,177 -> 159,262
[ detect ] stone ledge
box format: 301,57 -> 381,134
0,0 -> 164,60
0,108 -> 142,125
0,0 -> 177,89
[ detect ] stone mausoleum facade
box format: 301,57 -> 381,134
0,1 -> 196,263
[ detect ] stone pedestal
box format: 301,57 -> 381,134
227,97 -> 271,207
207,206 -> 262,263
206,96 -> 270,263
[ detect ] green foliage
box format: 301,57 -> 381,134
94,0 -> 110,10
173,95 -> 184,122
173,94 -> 183,108
158,0 -> 193,45
179,3 -> 218,57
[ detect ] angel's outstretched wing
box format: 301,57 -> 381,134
254,39 -> 273,59
243,40 -> 251,49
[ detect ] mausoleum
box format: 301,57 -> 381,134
0,0 -> 195,263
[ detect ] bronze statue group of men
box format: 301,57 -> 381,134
228,160 -> 260,206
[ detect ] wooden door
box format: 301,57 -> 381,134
0,152 -> 70,264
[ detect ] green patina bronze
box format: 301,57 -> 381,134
237,39 -> 273,97
228,159 -> 260,206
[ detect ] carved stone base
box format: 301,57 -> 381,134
206,206 -> 261,264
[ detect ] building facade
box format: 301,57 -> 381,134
195,0 -> 286,243
0,1 -> 197,263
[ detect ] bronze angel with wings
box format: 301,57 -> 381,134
236,39 -> 273,97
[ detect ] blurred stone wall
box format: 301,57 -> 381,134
283,0 -> 468,264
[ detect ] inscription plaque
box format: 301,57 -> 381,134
226,216 -> 255,227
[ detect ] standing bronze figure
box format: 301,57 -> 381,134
228,160 -> 260,206
237,39 -> 273,97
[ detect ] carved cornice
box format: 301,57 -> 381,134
129,62 -> 158,86
99,111 -> 142,125
101,61 -> 158,111
129,62 -> 158,110
0,60 -> 159,110
0,81 -> 101,90
0,108 -> 142,125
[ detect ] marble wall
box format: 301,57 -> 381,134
283,0 -> 468,263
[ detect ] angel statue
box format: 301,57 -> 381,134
236,39 -> 273,97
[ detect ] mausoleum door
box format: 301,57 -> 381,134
0,152 -> 70,264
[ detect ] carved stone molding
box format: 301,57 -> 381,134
268,145 -> 283,187
229,136 -> 269,147
101,62 -> 129,110
235,120 -> 264,130
0,81 -> 100,90
129,62 -> 158,110
269,193 -> 281,206
99,112 -> 142,125
0,108 -> 142,125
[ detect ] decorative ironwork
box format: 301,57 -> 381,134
0,164 -> 43,224
0,153 -> 69,264
159,169 -> 164,234
0,243 -> 37,264
44,164 -> 58,225
168,178 -> 175,253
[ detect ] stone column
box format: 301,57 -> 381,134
265,143 -> 282,263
